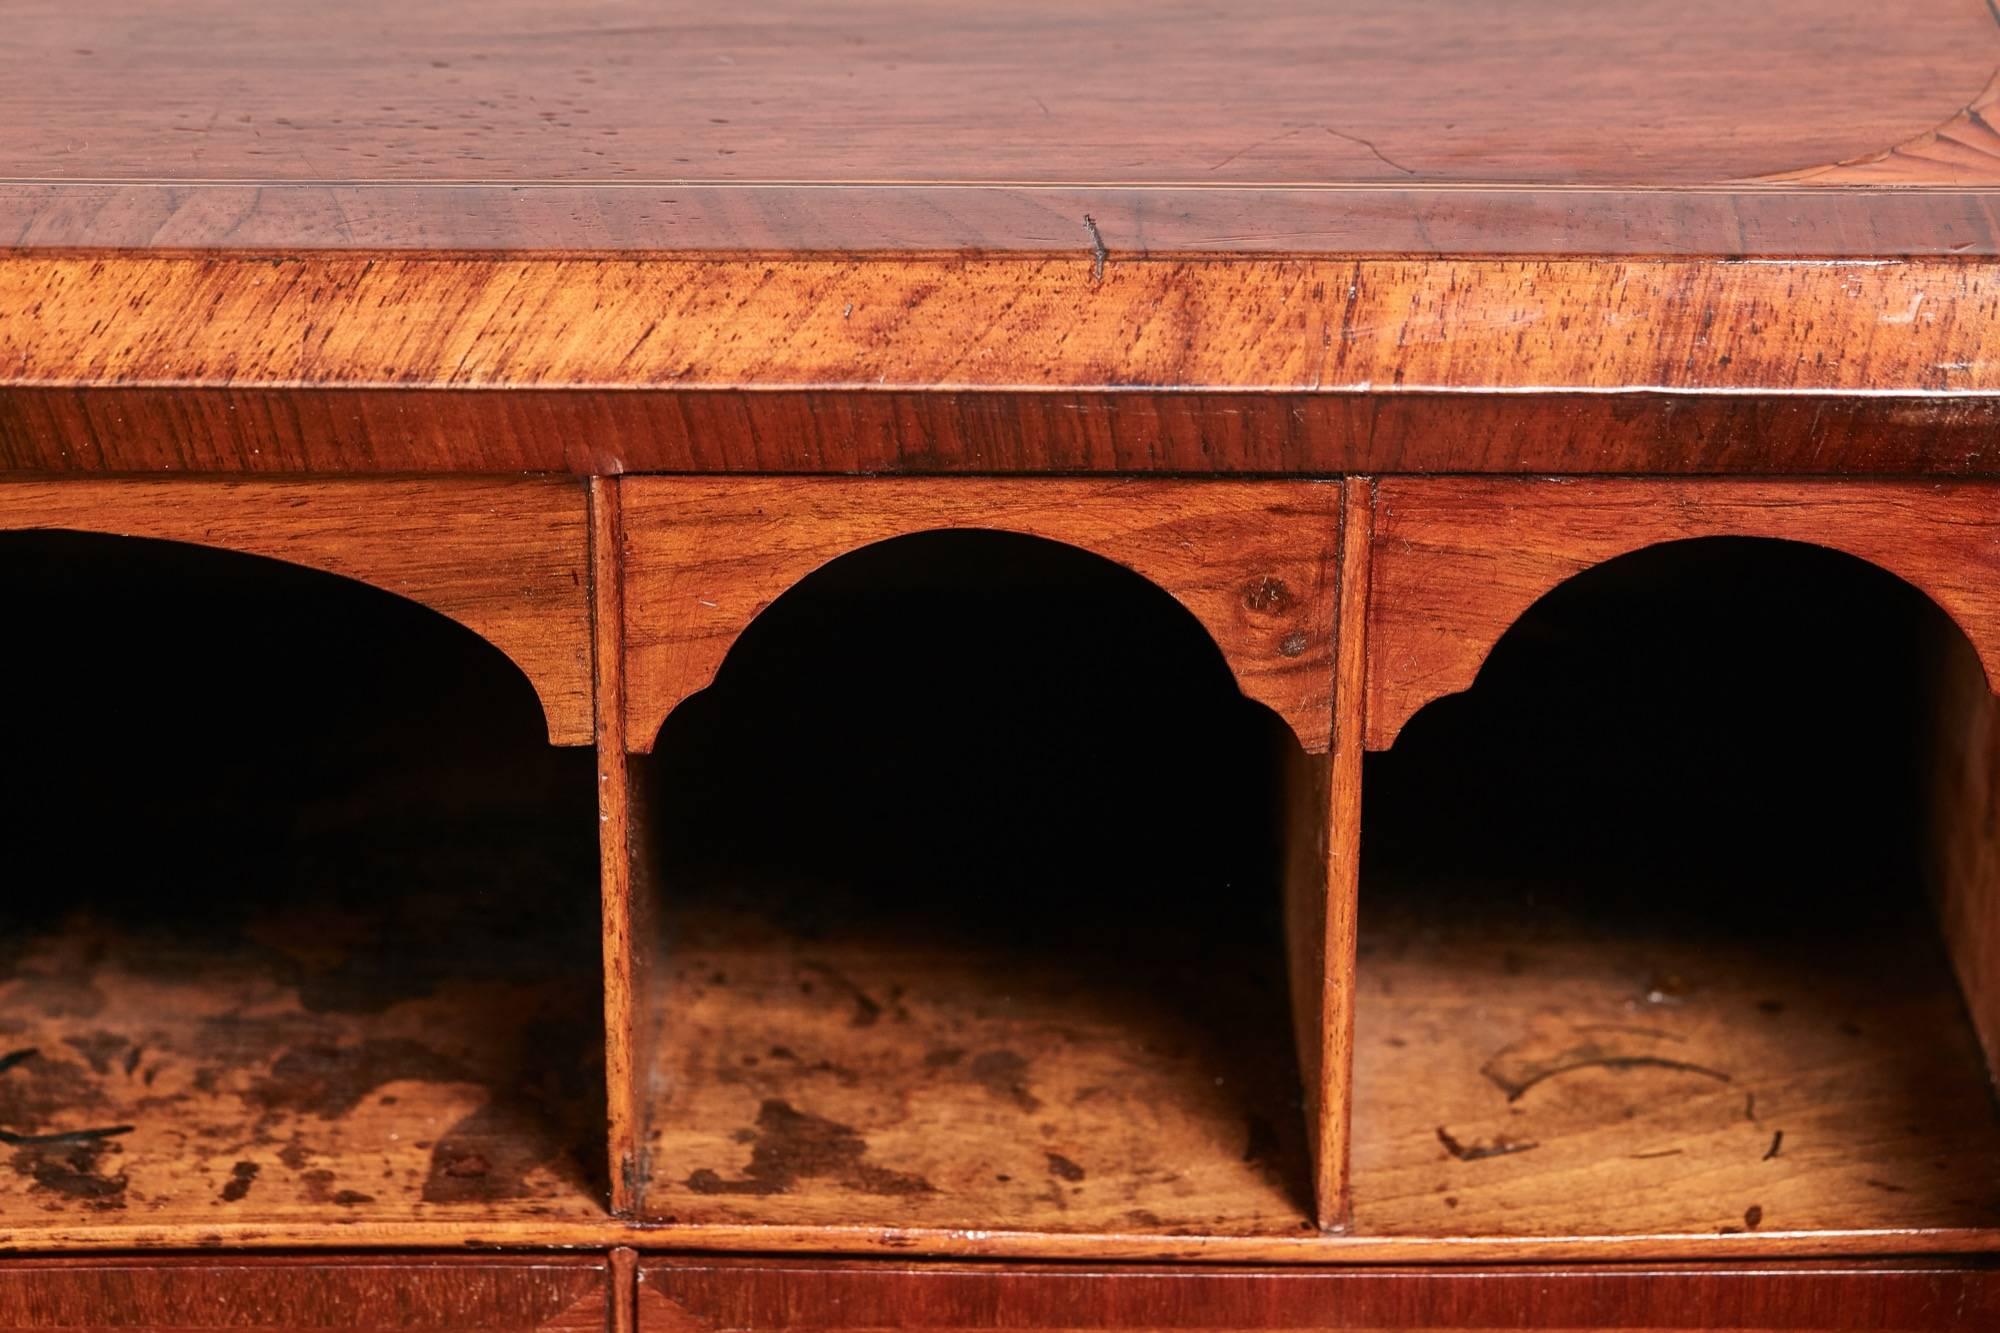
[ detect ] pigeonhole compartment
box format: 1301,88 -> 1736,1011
614,478 -> 1343,1237
0,479 -> 605,1240
1349,478 -> 2000,1247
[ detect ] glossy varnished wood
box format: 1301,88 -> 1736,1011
1364,479 -> 2000,751
6,0 -> 2000,255
12,0 -> 1991,186
638,1256 -> 2000,1331
0,477 -> 594,743
1924,629 -> 2000,1085
5,257 -> 2000,477
616,477 -> 1340,752
0,1255 -> 611,1331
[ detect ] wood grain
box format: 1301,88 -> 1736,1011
6,0 -> 2000,258
639,1256 -> 2000,1331
0,477 -> 593,744
10,183 -> 2000,256
1923,627 -> 2000,1086
12,0 -> 1990,188
0,534 -> 607,1236
624,516 -> 1321,1233
632,891 -> 1317,1238
1347,872 -> 2000,1241
0,1255 -> 610,1331
590,478 -> 644,1218
9,256 -> 2000,478
1762,71 -> 2000,186
1318,481 -> 1374,1232
1366,479 -> 2000,750
1278,745 -> 1333,1232
9,257 -> 1999,396
618,478 -> 1340,753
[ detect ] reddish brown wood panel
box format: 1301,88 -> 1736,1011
590,477 -> 647,1218
1925,628 -> 2000,1084
14,0 -> 1991,187
617,477 -> 1341,753
14,386 -> 2000,478
0,1255 -> 610,1332
1765,71 -> 2000,185
6,0 -> 2000,254
8,185 -> 2000,257
7,257 -> 1997,396
1365,478 -> 2000,750
7,257 -> 2000,477
637,1257 -> 2000,1331
0,476 -> 594,743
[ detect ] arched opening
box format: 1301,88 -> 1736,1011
634,530 -> 1314,1233
1349,537 -> 2000,1239
0,532 -> 603,1225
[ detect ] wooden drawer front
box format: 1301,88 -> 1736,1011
0,1256 -> 610,1332
639,1258 -> 1998,1332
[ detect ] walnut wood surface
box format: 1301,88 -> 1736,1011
1347,875 -> 2000,1242
1365,479 -> 2000,750
1318,483 -> 1374,1231
1924,629 -> 2000,1086
0,1255 -> 611,1331
7,256 -> 1999,476
590,478 -> 645,1219
7,0 -> 2000,254
640,1257 -> 2000,1331
0,536 -> 607,1241
0,477 -> 593,744
617,478 -> 1340,753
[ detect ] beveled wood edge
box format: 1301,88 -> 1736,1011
6,255 -> 2000,399
0,1218 -> 1994,1264
5,183 -> 2000,256
9,386 -> 2000,477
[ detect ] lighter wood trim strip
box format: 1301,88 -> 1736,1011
1320,479 -> 1373,1232
591,477 -> 642,1216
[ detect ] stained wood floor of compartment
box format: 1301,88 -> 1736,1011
0,817 -> 607,1232
1349,873 -> 2000,1240
640,885 -> 1315,1236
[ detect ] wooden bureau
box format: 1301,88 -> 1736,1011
4,1 -> 2000,1327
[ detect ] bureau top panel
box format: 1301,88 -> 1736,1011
4,0 -> 1999,255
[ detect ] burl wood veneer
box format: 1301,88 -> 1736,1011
8,0 -> 2000,1324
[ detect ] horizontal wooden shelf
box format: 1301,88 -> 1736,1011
1348,870 -> 2000,1240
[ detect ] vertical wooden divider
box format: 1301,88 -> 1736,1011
1319,478 -> 1374,1231
591,476 -> 646,1217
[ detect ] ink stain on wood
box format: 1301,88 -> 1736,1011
1045,1152 -> 1086,1183
1435,1126 -> 1539,1162
247,1040 -> 472,1118
684,1099 -> 934,1198
967,1051 -> 1040,1112
797,962 -> 883,1028
218,1160 -> 259,1202
11,1138 -> 127,1208
1481,1029 -> 1733,1104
